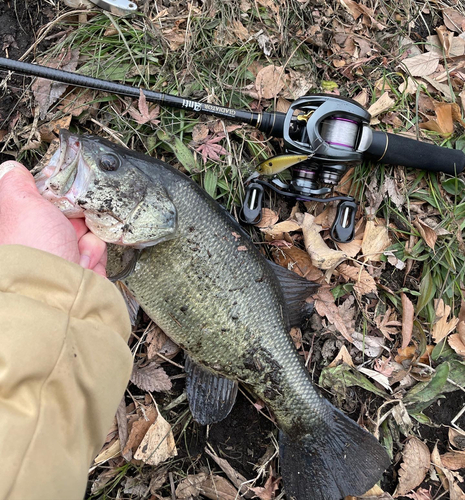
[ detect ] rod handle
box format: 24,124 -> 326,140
366,131 -> 465,175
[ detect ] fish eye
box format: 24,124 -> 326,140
98,154 -> 120,172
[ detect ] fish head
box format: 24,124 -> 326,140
35,129 -> 177,248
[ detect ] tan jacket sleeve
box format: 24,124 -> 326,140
0,245 -> 133,500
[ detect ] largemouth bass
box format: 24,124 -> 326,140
35,130 -> 389,500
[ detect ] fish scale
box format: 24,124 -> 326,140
123,171 -> 324,433
36,131 -> 390,500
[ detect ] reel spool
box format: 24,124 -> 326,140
284,94 -> 372,196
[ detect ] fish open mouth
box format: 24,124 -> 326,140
35,130 -> 92,216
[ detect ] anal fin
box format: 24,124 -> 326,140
185,356 -> 238,425
268,261 -> 320,328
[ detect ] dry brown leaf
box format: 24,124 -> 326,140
201,475 -> 244,500
122,405 -> 158,457
432,299 -> 459,343
314,286 -> 354,342
339,0 -> 363,20
395,345 -> 434,364
368,92 -> 395,119
357,484 -> 389,498
401,293 -> 414,349
396,437 -> 431,496
38,115 -> 72,143
300,213 -> 347,270
58,88 -> 99,118
375,357 -> 395,377
255,208 -> 280,228
391,401 -> 413,436
162,27 -> 188,51
421,75 -> 454,102
116,398 -> 129,459
443,7 -> 465,33
352,332 -> 385,358
32,48 -> 80,119
176,473 -> 208,498
404,488 -> 433,500
290,327 -> 303,349
272,246 -> 325,282
134,410 -> 177,465
337,263 -> 377,296
375,307 -> 402,341
426,34 -> 465,58
314,204 -> 338,228
146,324 -> 180,361
261,219 -> 301,238
419,103 -> 454,137
328,345 -> 355,368
385,177 -> 406,209
131,362 -> 172,392
255,65 -> 287,99
413,217 -> 438,250
449,427 -> 465,451
436,26 -> 455,57
361,220 -> 391,262
358,366 -> 391,390
448,333 -> 465,357
431,444 -> 465,500
192,123 -> 210,143
441,451 -> 465,470
127,89 -> 160,126
398,76 -> 419,95
400,52 -> 440,77
276,97 -> 292,113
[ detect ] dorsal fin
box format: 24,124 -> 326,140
268,261 -> 320,328
185,356 -> 238,425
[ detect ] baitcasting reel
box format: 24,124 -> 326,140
241,95 -> 373,243
240,93 -> 465,243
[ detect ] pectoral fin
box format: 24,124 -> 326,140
185,356 -> 238,425
269,261 -> 320,327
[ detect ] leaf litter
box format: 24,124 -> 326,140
5,0 -> 465,498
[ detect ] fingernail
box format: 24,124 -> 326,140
79,254 -> 91,269
0,161 -> 20,181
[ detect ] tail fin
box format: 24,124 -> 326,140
279,406 -> 390,500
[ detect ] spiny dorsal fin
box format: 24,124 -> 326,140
268,261 -> 320,328
185,356 -> 238,425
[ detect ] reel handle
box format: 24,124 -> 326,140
367,131 -> 465,175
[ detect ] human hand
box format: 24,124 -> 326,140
0,161 -> 107,277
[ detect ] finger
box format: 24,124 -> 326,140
92,262 -> 107,279
70,218 -> 89,240
78,231 -> 107,271
0,161 -> 38,198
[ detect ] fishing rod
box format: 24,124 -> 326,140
1,56 -> 464,242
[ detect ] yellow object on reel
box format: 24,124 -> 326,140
256,155 -> 309,176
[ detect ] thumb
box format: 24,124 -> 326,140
0,161 -> 38,198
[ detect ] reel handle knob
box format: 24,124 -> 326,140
330,199 -> 357,244
367,131 -> 465,175
240,183 -> 264,224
